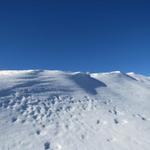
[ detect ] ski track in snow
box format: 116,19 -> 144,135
0,70 -> 150,150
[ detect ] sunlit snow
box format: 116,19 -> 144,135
0,70 -> 150,150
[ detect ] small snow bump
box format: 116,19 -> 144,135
121,119 -> 128,125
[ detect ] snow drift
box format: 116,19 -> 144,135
0,70 -> 150,150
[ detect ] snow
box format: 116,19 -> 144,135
0,70 -> 150,150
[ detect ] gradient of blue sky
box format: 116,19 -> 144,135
0,0 -> 150,74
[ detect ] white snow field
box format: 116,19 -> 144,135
0,70 -> 150,150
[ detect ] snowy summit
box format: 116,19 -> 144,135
0,70 -> 150,150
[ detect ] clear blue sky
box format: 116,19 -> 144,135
0,0 -> 150,74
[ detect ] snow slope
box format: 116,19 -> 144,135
0,70 -> 150,150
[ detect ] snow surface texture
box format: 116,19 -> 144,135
0,70 -> 150,150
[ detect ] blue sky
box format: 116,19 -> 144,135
0,0 -> 150,74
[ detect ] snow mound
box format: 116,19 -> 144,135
0,70 -> 150,150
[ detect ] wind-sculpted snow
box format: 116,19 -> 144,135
0,70 -> 150,150
70,73 -> 107,94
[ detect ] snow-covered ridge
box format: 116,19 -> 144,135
0,70 -> 150,150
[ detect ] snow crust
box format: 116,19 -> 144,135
0,70 -> 150,150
